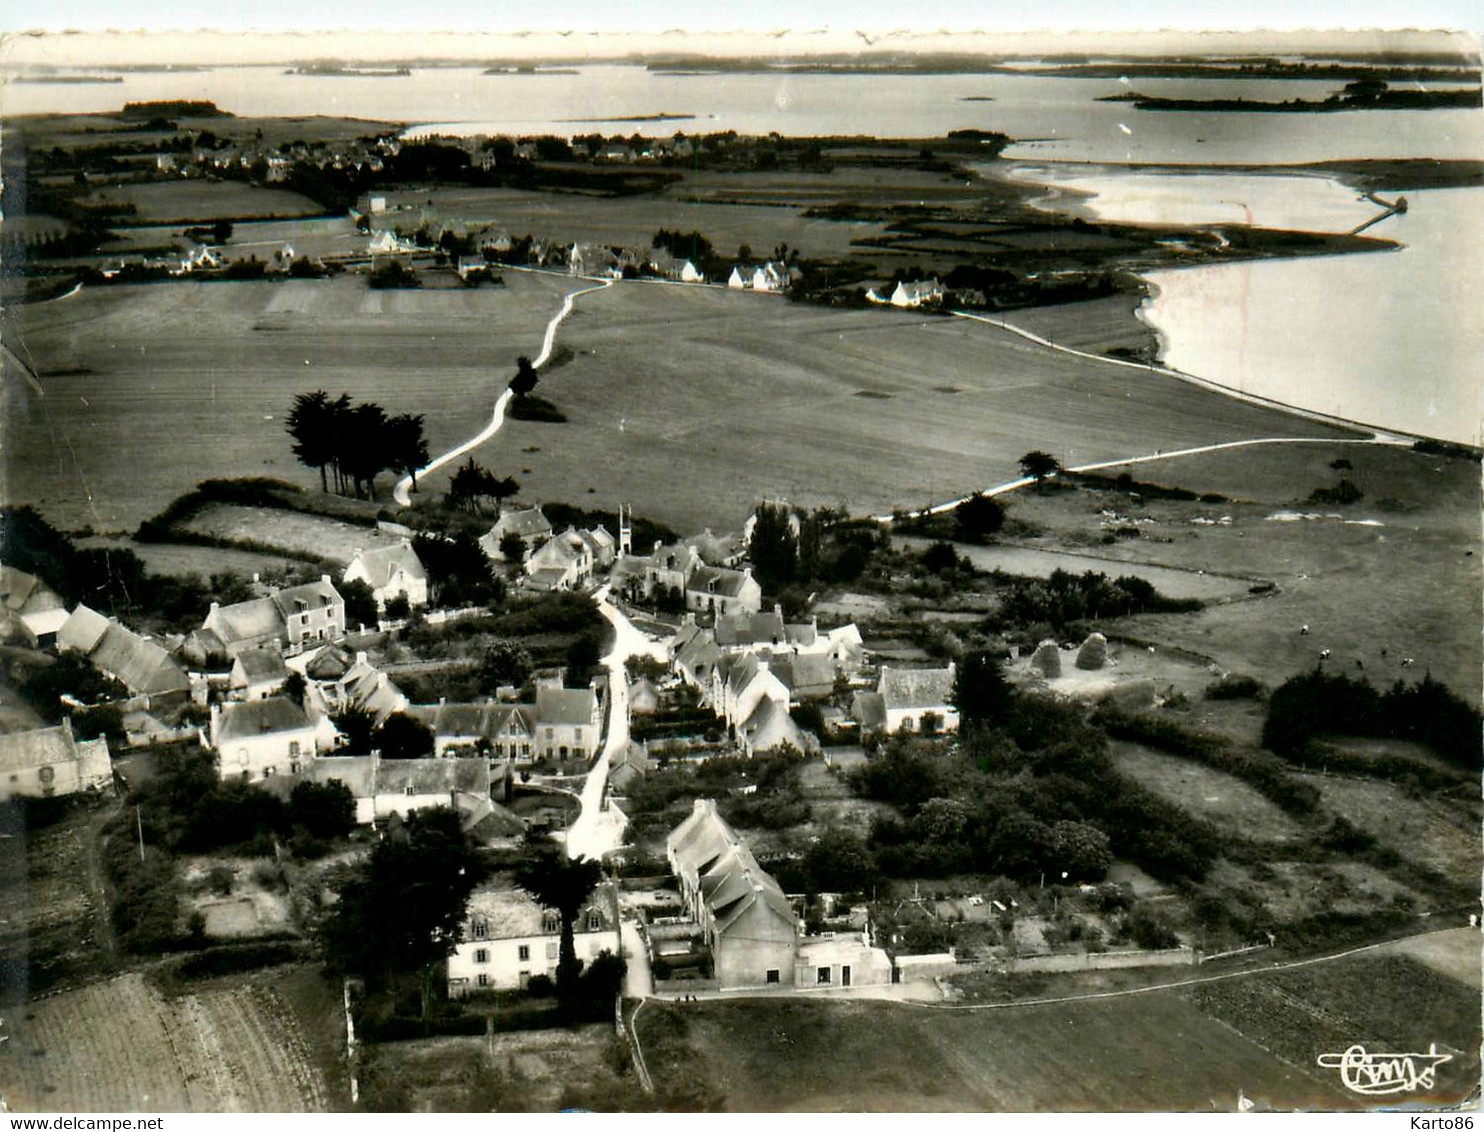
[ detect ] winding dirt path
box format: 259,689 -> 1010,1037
392,276 -> 614,506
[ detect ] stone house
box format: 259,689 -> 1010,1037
342,540 -> 429,612
201,576 -> 345,657
0,720 -> 112,802
210,696 -> 321,781
448,881 -> 620,995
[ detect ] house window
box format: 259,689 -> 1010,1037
477,973 -> 489,988
239,749 -> 250,765
587,910 -> 603,932
842,965 -> 851,987
817,966 -> 831,985
518,971 -> 531,989
545,727 -> 554,740
475,949 -> 489,964
766,969 -> 780,984
559,746 -> 568,758
542,910 -> 560,933
546,942 -> 559,960
518,945 -> 530,961
38,766 -> 55,784
289,741 -> 301,758
472,916 -> 489,940
574,728 -> 583,742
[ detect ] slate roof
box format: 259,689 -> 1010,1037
714,610 -> 785,648
0,723 -> 107,776
464,880 -> 617,941
770,654 -> 836,697
0,567 -> 65,624
207,596 -> 284,647
739,696 -> 807,754
303,755 -> 377,799
273,578 -> 342,616
535,686 -> 598,728
305,643 -> 354,680
878,664 -> 957,711
667,800 -> 796,934
346,542 -> 427,590
685,529 -> 746,566
687,565 -> 751,598
496,507 -> 553,540
406,701 -> 535,741
375,757 -> 490,796
234,648 -> 288,686
216,697 -> 314,742
58,605 -> 110,654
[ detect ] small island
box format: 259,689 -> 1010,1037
1102,78 -> 1482,113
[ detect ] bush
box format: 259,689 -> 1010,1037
368,260 -> 420,289
1205,675 -> 1265,700
207,864 -> 235,896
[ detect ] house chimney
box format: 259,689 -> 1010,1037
321,574 -> 332,586
61,716 -> 75,745
209,601 -> 221,616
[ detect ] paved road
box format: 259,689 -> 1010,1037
392,277 -> 614,506
621,920 -> 653,999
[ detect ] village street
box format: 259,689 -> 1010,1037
563,586 -> 668,862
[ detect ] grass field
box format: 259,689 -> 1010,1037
1008,444 -> 1483,696
1,972 -> 328,1112
179,503 -> 406,564
486,281 -> 1354,534
85,181 -> 327,223
1296,774 -> 1479,883
1107,740 -> 1306,844
637,942 -> 1478,1111
5,272 -> 578,532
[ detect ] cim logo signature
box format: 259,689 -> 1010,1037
1316,1044 -> 1454,1096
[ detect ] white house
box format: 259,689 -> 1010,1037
523,528 -> 594,592
877,663 -> 959,734
889,279 -> 945,308
229,648 -> 289,701
448,881 -> 620,995
727,266 -> 749,290
533,686 -> 601,762
685,565 -> 762,618
201,576 -> 345,657
210,697 -> 321,781
343,540 -> 429,612
479,506 -> 554,562
0,720 -> 112,802
405,701 -> 537,760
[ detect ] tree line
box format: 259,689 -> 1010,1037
285,390 -> 429,498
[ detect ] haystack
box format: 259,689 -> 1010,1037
1030,639 -> 1062,678
1076,632 -> 1108,670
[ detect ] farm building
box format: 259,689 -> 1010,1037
302,651 -> 407,728
264,752 -> 507,829
523,528 -> 595,592
56,605 -> 190,707
209,696 -> 321,781
448,880 -> 620,995
201,576 -> 345,657
890,278 -> 945,308
0,720 -> 112,802
708,654 -> 807,754
0,566 -> 69,647
342,540 -> 428,612
666,799 -> 800,989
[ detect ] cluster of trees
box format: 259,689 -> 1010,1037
411,531 -> 504,608
747,503 -> 881,601
651,228 -> 715,265
285,391 -> 429,499
445,457 -> 519,514
330,709 -> 436,759
134,747 -> 357,859
368,261 -> 420,289
990,569 -> 1200,632
1262,669 -> 1480,771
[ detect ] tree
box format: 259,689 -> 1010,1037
953,649 -> 1015,727
514,847 -> 604,1012
285,391 -> 343,493
378,712 -> 435,759
509,355 -> 539,397
319,807 -> 488,1020
1019,451 -> 1061,484
386,413 -> 430,494
920,541 -> 960,575
332,707 -> 378,757
341,578 -> 379,630
339,401 -> 391,499
954,494 -> 1005,542
212,219 -> 233,243
479,639 -> 533,693
747,502 -> 797,593
288,779 -> 356,840
498,532 -> 527,563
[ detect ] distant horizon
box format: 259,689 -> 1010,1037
4,26 -> 1480,70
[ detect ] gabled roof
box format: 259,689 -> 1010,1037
0,723 -> 106,776
305,643 -> 354,680
535,686 -> 598,727
687,565 -> 752,599
464,880 -> 617,941
685,529 -> 746,566
338,659 -> 407,726
70,613 -> 189,697
304,755 -> 377,798
879,664 -> 957,711
233,648 -> 288,686
346,542 -> 426,591
667,800 -> 796,935
785,621 -> 818,649
0,567 -> 64,619
716,653 -> 769,699
714,610 -> 785,648
771,654 -> 836,695
407,701 -> 536,741
739,696 -> 808,753
494,507 -> 552,540
272,578 -> 342,617
215,696 -> 313,742
375,756 -> 489,797
58,604 -> 110,654
207,596 -> 284,647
